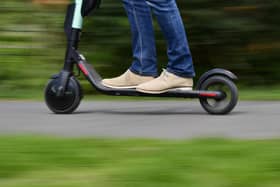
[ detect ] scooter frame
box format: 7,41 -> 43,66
46,0 -> 238,114
55,0 -> 236,99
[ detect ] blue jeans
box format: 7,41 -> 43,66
123,0 -> 195,78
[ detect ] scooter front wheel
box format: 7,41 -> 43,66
44,76 -> 83,114
199,75 -> 238,115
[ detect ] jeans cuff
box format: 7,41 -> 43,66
166,68 -> 195,78
129,67 -> 158,77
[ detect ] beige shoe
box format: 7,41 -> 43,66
136,69 -> 193,94
102,69 -> 154,89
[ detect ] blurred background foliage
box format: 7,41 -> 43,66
0,0 -> 280,98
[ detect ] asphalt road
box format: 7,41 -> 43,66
0,101 -> 279,139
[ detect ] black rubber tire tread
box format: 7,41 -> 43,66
199,75 -> 238,115
44,76 -> 82,114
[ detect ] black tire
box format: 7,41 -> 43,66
44,76 -> 83,114
199,75 -> 238,115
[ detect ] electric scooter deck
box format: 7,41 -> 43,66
76,56 -> 225,100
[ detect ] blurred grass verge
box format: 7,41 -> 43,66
0,135 -> 280,187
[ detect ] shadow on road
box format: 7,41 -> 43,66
73,109 -> 244,116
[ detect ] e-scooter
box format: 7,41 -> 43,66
44,0 -> 239,115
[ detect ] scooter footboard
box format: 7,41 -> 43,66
77,60 -> 224,98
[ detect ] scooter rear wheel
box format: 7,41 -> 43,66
45,76 -> 83,114
199,75 -> 238,115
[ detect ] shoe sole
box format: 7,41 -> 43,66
136,87 -> 193,94
102,82 -> 137,89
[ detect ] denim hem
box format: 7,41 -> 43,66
129,67 -> 158,77
166,68 -> 195,78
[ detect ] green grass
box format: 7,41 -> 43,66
238,86 -> 280,100
0,136 -> 280,187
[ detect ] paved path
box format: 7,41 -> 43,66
0,101 -> 279,139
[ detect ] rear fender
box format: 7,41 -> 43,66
196,68 -> 238,90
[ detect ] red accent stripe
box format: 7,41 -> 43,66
78,63 -> 89,76
199,93 -> 217,97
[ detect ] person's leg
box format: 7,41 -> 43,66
146,0 -> 195,78
102,0 -> 157,88
136,0 -> 195,93
123,0 -> 158,77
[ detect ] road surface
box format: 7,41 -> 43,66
0,101 -> 279,139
